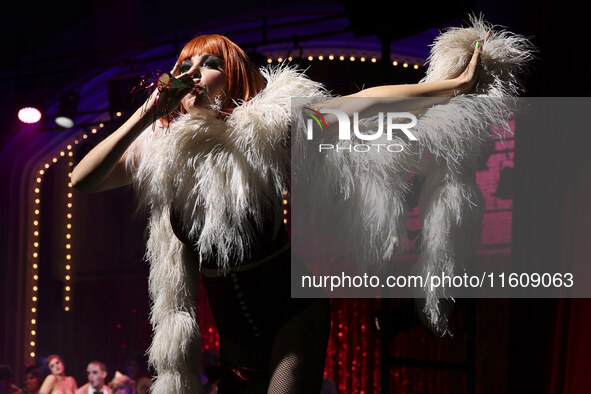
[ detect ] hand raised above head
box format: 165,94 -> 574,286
452,30 -> 492,95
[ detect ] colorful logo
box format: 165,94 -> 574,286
303,107 -> 328,132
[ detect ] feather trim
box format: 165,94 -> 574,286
292,17 -> 533,333
127,66 -> 328,393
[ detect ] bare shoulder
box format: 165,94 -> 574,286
44,374 -> 57,383
39,374 -> 57,393
75,382 -> 89,394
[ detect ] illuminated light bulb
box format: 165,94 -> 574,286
32,296 -> 37,302
33,275 -> 38,280
282,199 -> 288,205
283,218 -> 288,224
74,140 -> 79,144
66,145 -> 72,150
267,58 -> 272,64
65,275 -> 70,280
277,58 -> 283,63
339,55 -> 345,61
66,255 -> 71,260
68,162 -> 73,166
60,151 -> 65,156
82,134 -> 88,139
67,203 -> 72,208
65,296 -> 70,301
52,157 -> 57,163
66,244 -> 71,249
34,242 -> 39,247
34,210 -> 39,215
360,57 -> 366,62
413,64 -> 419,69
34,199 -> 40,204
68,152 -> 73,157
371,58 -> 377,63
33,220 -> 38,226
31,319 -> 36,324
65,286 -> 70,291
36,177 -> 41,183
403,62 -> 408,68
33,286 -> 37,292
67,192 -> 72,198
66,234 -> 71,239
31,307 -> 36,313
318,55 -> 324,60
67,213 -> 72,219
34,188 -> 39,194
116,112 -> 122,117
31,330 -> 36,336
308,55 -> 313,61
30,341 -> 35,346
39,170 -> 44,175
393,61 -> 398,66
65,306 -> 70,311
33,264 -> 38,269
99,123 -> 104,128
283,209 -> 288,214
91,128 -> 97,134
66,224 -> 72,229
66,265 -> 71,270
18,107 -> 42,124
33,231 -> 39,236
328,55 -> 334,60
30,352 -> 35,358
33,252 -> 38,258
44,164 -> 49,169
350,56 -> 355,61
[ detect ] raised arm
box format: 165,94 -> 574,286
316,34 -> 488,118
71,62 -> 199,193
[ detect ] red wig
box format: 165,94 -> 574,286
172,34 -> 264,118
46,354 -> 63,368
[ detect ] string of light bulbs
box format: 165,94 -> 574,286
266,53 -> 422,70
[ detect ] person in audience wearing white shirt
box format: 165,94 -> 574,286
75,362 -> 111,394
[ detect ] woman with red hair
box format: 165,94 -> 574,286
39,355 -> 77,394
71,25 -> 523,392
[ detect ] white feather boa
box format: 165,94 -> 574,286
292,15 -> 533,333
127,16 -> 533,392
127,67 -> 328,393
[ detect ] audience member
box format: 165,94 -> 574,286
75,362 -> 111,394
108,372 -> 135,394
39,355 -> 77,394
22,365 -> 41,394
123,354 -> 150,394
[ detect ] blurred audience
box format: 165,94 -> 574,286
22,365 -> 41,394
75,361 -> 111,394
108,372 -> 135,394
123,354 -> 151,394
0,365 -> 21,393
39,355 -> 77,394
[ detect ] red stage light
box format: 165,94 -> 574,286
18,107 -> 42,124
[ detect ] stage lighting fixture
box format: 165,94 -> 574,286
18,107 -> 42,124
55,90 -> 80,129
